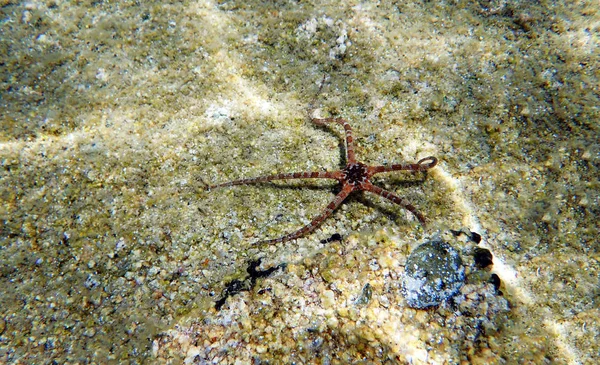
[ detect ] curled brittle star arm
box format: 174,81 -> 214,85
208,171 -> 343,189
363,182 -> 427,226
254,184 -> 354,246
311,117 -> 357,164
368,156 -> 438,174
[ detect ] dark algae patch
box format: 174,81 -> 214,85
473,247 -> 494,269
215,259 -> 286,310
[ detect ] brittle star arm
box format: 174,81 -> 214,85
363,182 -> 427,226
311,117 -> 357,164
254,183 -> 354,246
368,156 -> 438,175
209,170 -> 344,189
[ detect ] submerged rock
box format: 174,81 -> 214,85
403,240 -> 465,308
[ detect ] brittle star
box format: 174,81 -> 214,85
208,83 -> 438,247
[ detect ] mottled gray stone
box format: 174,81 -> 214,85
403,240 -> 465,309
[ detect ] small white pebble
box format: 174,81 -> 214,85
322,290 -> 335,308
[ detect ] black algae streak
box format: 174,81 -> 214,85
215,279 -> 249,311
320,233 -> 342,244
216,259 -> 286,311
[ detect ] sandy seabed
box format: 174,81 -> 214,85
1,0 -> 598,364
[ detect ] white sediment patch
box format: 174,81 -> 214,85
432,164 -> 482,233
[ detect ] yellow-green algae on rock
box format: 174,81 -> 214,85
0,0 -> 598,363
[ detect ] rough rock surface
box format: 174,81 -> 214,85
403,240 -> 465,308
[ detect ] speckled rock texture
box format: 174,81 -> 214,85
403,240 -> 465,308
